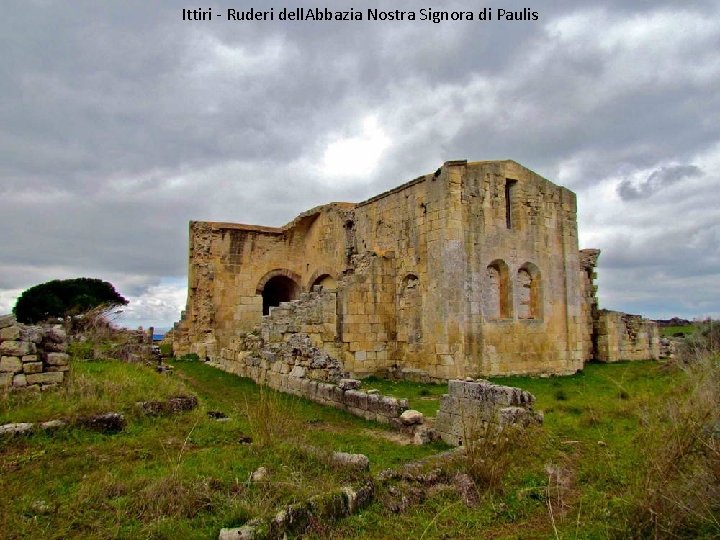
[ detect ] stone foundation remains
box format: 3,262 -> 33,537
211,332 -> 408,424
0,314 -> 69,392
434,379 -> 542,446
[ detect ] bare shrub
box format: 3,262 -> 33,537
243,386 -> 301,447
458,406 -> 528,492
131,476 -> 215,520
675,318 -> 720,365
622,352 -> 720,537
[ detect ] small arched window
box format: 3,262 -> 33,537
484,260 -> 511,320
398,274 -> 422,347
517,263 -> 542,320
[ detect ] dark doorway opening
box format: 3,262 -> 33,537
262,276 -> 300,315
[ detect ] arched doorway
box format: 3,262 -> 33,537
258,273 -> 301,315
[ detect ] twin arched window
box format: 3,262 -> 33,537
484,261 -> 541,320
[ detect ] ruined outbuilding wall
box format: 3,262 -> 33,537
0,315 -> 69,392
595,310 -> 660,362
434,379 -> 542,446
213,332 -> 408,424
579,249 -> 601,361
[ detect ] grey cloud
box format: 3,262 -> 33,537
617,165 -> 703,200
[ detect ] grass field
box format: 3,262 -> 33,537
1,356 -> 715,539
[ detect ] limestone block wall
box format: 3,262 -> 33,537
595,310 -> 660,362
434,379 -> 542,446
0,315 -> 69,392
214,332 -> 408,424
336,254 -> 397,376
579,249 -> 601,361
460,161 -> 586,376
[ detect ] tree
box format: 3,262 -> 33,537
13,278 -> 128,324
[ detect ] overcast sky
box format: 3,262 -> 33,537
2,0 -> 719,329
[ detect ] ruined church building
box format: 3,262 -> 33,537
173,160 -> 659,379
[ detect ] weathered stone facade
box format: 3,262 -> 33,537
595,310 -> 661,362
0,314 -> 69,392
174,160 -> 658,379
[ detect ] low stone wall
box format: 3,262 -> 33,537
434,379 -> 542,446
0,314 -> 69,392
595,310 -> 660,362
213,332 -> 408,424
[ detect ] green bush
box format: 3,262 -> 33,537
13,278 -> 127,324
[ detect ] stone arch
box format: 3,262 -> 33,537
256,269 -> 302,315
517,262 -> 542,320
484,260 -> 512,320
307,269 -> 338,292
398,273 -> 422,348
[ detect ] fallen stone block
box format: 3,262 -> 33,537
331,451 -> 370,471
77,412 -> 126,433
400,409 -> 424,425
0,422 -> 34,436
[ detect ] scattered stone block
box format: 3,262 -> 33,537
250,466 -> 268,482
40,419 -> 67,431
0,422 -> 34,436
135,395 -> 198,416
78,412 -> 126,433
331,451 -> 370,471
339,378 -> 361,390
400,409 -> 424,425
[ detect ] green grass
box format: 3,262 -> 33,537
361,376 -> 448,416
660,324 -> 697,337
1,358 -> 697,539
0,358 -> 445,539
327,361 -> 686,539
0,360 -> 189,424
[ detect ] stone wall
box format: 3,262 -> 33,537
579,249 -> 601,361
434,379 -> 542,446
213,332 -> 408,424
595,310 -> 660,362
0,315 -> 69,392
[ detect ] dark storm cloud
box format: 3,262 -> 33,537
617,165 -> 703,200
1,0 -> 720,323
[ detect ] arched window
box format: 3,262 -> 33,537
485,260 -> 511,320
517,263 -> 542,320
398,274 -> 422,348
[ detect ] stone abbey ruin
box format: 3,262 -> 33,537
172,160 -> 659,383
